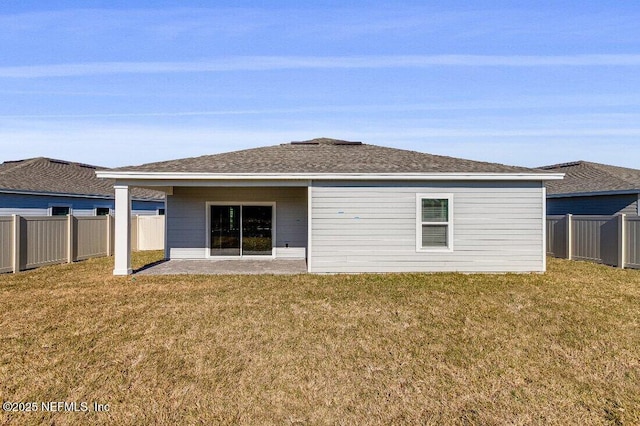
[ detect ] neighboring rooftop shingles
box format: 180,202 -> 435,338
539,161 -> 640,195
110,138 -> 548,174
0,157 -> 163,200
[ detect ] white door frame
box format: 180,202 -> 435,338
205,201 -> 276,259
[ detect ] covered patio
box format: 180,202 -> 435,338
136,258 -> 308,275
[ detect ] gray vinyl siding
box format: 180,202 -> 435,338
0,193 -> 164,216
546,194 -> 638,216
166,186 -> 307,259
310,181 -> 544,273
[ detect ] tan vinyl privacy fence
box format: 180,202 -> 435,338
133,215 -> 165,251
25,216 -> 69,269
546,214 -> 639,269
0,216 -> 13,273
0,215 -> 164,273
626,216 -> 640,268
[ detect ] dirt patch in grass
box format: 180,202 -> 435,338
1,253 -> 639,425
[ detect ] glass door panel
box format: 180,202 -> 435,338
210,205 -> 240,256
242,206 -> 272,255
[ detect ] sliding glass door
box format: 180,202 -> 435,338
210,205 -> 241,256
242,206 -> 273,255
210,204 -> 273,256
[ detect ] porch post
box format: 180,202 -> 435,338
113,185 -> 132,275
307,182 -> 312,273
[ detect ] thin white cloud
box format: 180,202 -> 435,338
4,94 -> 640,119
0,110 -> 279,119
1,54 -> 640,78
2,119 -> 640,168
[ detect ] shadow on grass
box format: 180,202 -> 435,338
133,259 -> 168,274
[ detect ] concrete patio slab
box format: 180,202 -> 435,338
135,259 -> 308,275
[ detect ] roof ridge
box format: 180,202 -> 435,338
0,156 -> 165,200
538,160 -> 585,170
0,157 -> 44,175
586,161 -> 640,188
107,139 -> 549,174
542,159 -> 640,195
1,157 -> 102,171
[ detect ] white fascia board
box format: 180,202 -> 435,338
96,171 -> 565,182
0,188 -> 160,202
547,189 -> 640,198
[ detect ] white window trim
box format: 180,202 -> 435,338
205,201 -> 276,259
416,193 -> 453,252
48,203 -> 73,216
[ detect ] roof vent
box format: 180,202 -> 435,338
49,159 -> 70,165
290,138 -> 363,146
538,161 -> 583,170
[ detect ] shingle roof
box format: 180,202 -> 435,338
539,161 -> 640,195
0,157 -> 163,200
111,138 -> 549,174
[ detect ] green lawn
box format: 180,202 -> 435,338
1,252 -> 639,425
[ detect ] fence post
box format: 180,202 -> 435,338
566,214 -> 573,260
106,214 -> 112,256
67,214 -> 74,263
618,214 -> 626,269
12,214 -> 21,273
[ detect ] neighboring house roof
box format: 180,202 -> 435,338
539,161 -> 640,196
0,157 -> 164,200
106,138 -> 556,176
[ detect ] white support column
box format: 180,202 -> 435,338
163,202 -> 169,260
113,185 -> 132,275
307,182 -> 313,273
541,186 -> 547,272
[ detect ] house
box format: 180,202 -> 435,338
0,157 -> 164,216
96,138 -> 563,275
539,161 -> 640,216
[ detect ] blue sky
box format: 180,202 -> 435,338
1,1 -> 639,168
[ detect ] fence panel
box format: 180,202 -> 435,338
626,217 -> 640,269
137,216 -> 165,251
131,215 -> 138,251
571,216 -> 620,265
76,216 -> 108,260
546,216 -> 566,258
24,216 -> 68,269
0,217 -> 13,273
1,214 -> 162,274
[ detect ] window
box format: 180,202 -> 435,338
158,208 -> 165,216
96,207 -> 110,216
416,194 -> 453,251
51,206 -> 70,216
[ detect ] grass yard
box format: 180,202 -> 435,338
1,253 -> 639,425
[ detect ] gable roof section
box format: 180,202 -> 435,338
0,157 -> 163,200
105,138 -> 556,178
539,161 -> 640,196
